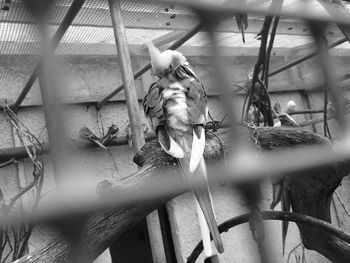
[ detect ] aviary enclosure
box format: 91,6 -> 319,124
0,0 -> 350,262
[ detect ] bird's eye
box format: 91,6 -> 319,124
169,64 -> 173,70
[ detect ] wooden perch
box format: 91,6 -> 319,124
15,127 -> 350,263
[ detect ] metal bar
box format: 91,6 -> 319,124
2,139 -> 350,228
38,61 -> 64,186
12,0 -> 86,112
167,0 -> 350,25
300,109 -> 350,127
2,1 -> 333,36
268,37 -> 347,77
318,0 -> 350,42
300,115 -> 334,127
96,22 -> 204,109
288,109 -> 324,115
140,31 -> 185,50
34,9 -> 70,187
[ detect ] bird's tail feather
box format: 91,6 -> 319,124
178,157 -> 224,254
195,198 -> 213,257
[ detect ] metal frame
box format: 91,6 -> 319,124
12,0 -> 86,112
2,0 -> 350,262
7,1 -> 350,111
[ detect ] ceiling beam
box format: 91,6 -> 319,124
140,31 -> 186,49
1,41 -> 350,57
0,41 -> 295,57
1,1 -> 342,37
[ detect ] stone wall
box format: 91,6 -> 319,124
0,53 -> 349,263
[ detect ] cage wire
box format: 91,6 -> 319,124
0,0 -> 341,107
1,0 -> 350,262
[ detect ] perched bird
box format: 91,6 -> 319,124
79,127 -> 108,149
273,102 -> 299,127
142,40 -> 224,258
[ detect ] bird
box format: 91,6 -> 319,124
286,100 -> 297,112
79,127 -> 108,149
142,39 -> 224,258
273,102 -> 299,127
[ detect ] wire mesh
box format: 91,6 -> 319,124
1,0 -> 350,262
1,0 -> 346,107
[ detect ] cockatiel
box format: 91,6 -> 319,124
142,40 -> 224,257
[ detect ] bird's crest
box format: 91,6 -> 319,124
143,37 -> 171,76
143,37 -> 186,77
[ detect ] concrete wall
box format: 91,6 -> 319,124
0,53 -> 349,263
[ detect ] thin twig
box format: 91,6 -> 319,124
1,105 -> 45,261
0,158 -> 17,168
334,190 -> 350,218
287,242 -> 302,263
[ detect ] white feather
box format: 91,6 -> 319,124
195,197 -> 213,257
195,157 -> 217,257
273,121 -> 281,127
163,83 -> 189,132
189,128 -> 205,172
159,133 -> 184,158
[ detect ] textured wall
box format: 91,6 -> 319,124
0,54 -> 349,263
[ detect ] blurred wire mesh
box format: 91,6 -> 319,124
1,0 -> 350,261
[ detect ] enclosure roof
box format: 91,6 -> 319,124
1,0 -> 350,107
0,0 -> 349,56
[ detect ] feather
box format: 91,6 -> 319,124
195,198 -> 214,257
270,181 -> 283,210
159,130 -> 184,158
179,156 -> 224,253
273,102 -> 299,127
190,127 -> 205,172
158,127 -> 170,151
144,38 -> 171,76
281,179 -> 291,255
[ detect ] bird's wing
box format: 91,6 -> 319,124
143,82 -> 183,157
273,103 -> 299,127
143,82 -> 164,131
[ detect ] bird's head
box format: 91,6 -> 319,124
286,100 -> 296,112
145,39 -> 186,78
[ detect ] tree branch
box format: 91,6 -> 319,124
14,127 -> 350,263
